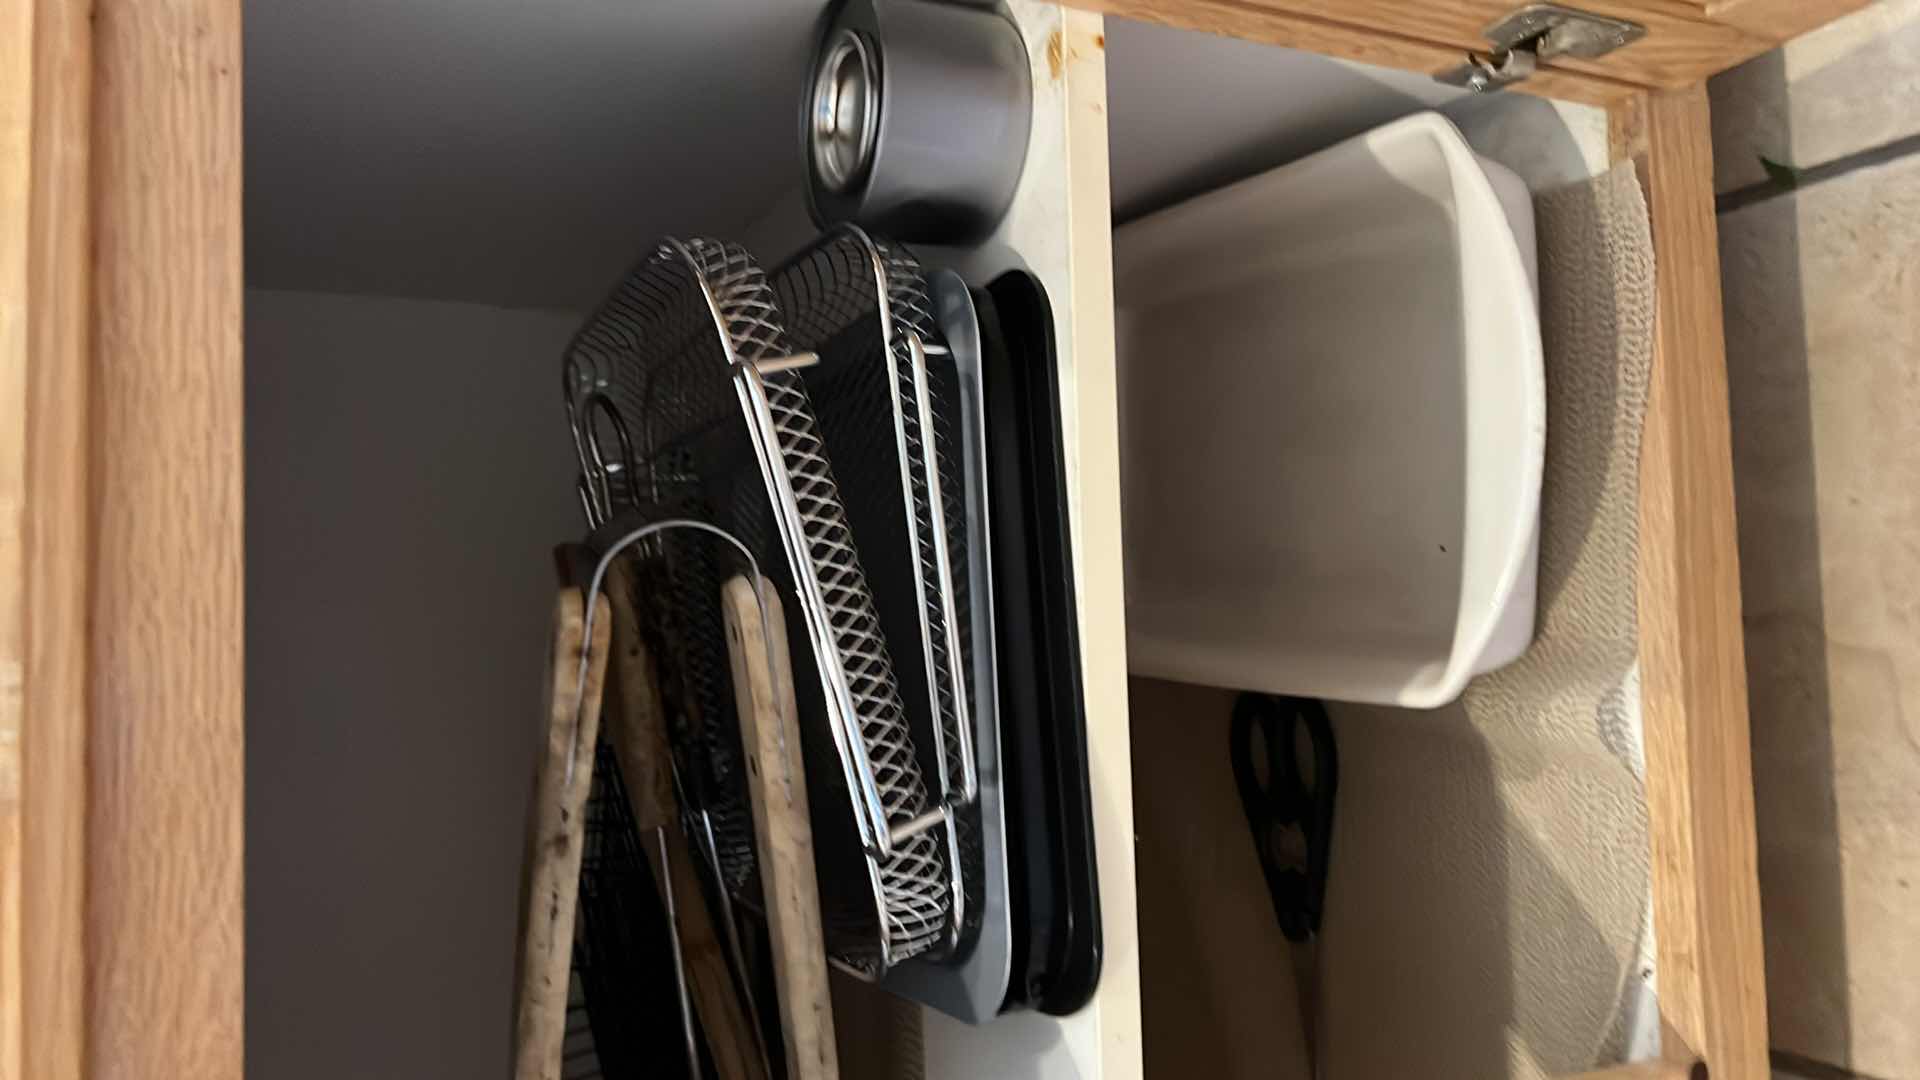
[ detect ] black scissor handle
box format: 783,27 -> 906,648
1230,693 -> 1338,942
1230,693 -> 1334,817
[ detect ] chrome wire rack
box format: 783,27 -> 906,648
767,227 -> 983,953
561,236 -> 960,975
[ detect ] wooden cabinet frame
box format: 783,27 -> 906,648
3,0 -> 1864,1077
1082,0 -> 1876,95
7,2 -> 243,1079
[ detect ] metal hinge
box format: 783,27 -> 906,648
1437,4 -> 1647,92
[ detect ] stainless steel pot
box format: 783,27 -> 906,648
805,0 -> 1032,244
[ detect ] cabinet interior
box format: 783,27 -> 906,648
1103,18 -> 1649,1080
243,3 -> 1628,1078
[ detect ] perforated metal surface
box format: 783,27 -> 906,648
768,229 -> 983,955
564,240 -> 762,903
876,238 -> 977,807
561,236 -> 953,973
876,243 -> 982,951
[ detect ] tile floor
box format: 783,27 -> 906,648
1711,3 -> 1920,1077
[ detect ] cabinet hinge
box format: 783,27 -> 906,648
1437,4 -> 1647,92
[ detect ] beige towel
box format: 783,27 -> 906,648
1320,162 -> 1658,1079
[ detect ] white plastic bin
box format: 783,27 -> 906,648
1116,111 -> 1543,709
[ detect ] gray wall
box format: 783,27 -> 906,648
245,289 -> 582,1078
244,0 -> 825,310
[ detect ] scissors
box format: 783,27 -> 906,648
1230,692 -> 1337,1075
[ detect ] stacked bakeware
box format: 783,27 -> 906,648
561,229 -> 1099,1028
563,230 -> 974,979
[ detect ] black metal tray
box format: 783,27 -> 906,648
974,270 -> 1102,1016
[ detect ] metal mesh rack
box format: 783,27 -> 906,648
561,236 -> 960,976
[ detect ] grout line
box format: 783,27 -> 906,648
1717,130 -> 1920,214
1772,1049 -> 1895,1080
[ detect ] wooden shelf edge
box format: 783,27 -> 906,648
1069,0 -> 1641,108
1559,1062 -> 1705,1080
1074,0 -> 1882,92
1615,86 -> 1769,1080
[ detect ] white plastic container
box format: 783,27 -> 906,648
1116,111 -> 1543,709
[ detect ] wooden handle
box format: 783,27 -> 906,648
513,589 -> 611,1080
602,559 -> 675,829
724,576 -> 840,1080
602,560 -> 766,1080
